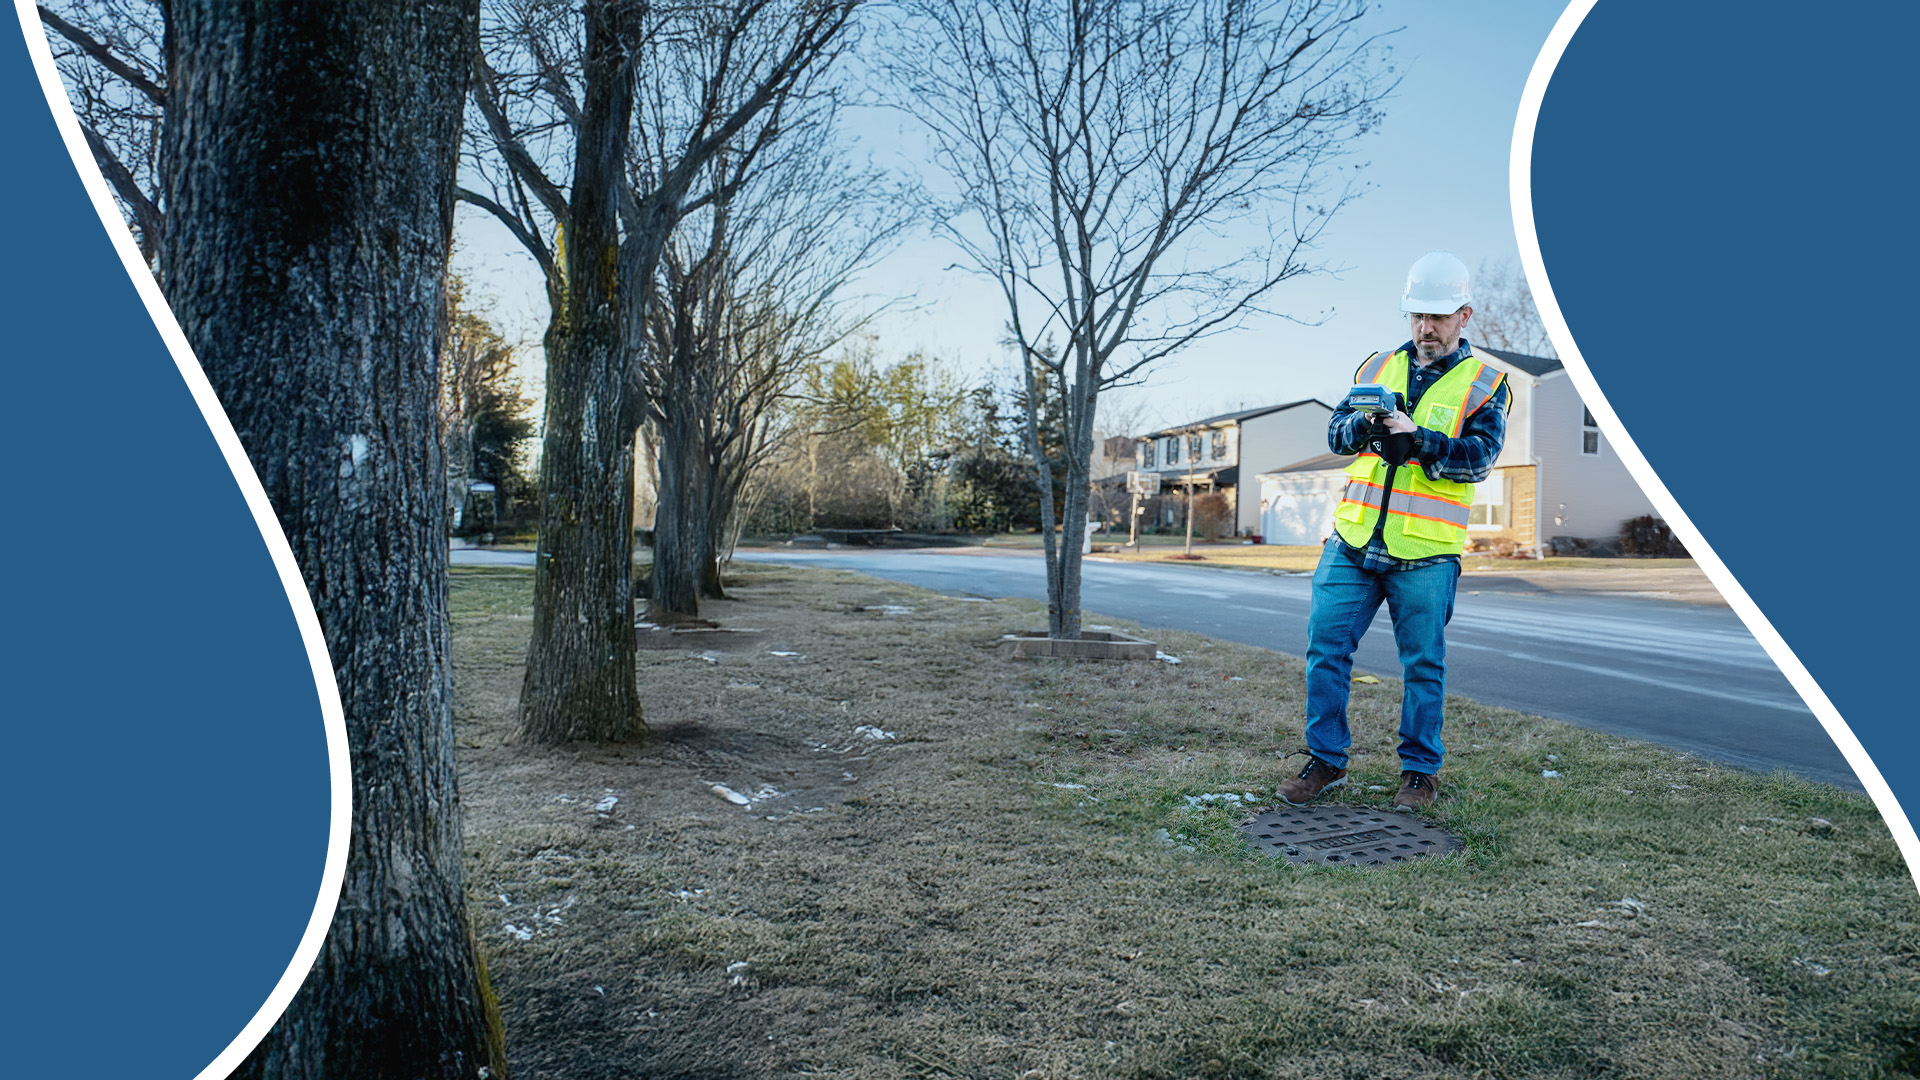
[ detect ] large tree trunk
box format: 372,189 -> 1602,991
160,3 -> 504,1077
1055,381 -> 1095,641
699,466 -> 731,600
698,460 -> 730,600
649,406 -> 708,618
697,424 -> 732,600
518,0 -> 646,743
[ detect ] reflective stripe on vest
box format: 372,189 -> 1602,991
1339,477 -> 1472,528
1461,362 -> 1507,428
1355,350 -> 1394,385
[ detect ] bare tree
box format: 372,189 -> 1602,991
890,0 -> 1393,638
1473,256 -> 1558,358
160,2 -> 504,1076
635,35 -> 904,618
37,0 -> 167,262
462,0 -> 860,743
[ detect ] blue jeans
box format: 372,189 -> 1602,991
1303,540 -> 1460,774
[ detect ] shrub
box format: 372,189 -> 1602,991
1191,491 -> 1233,540
1618,515 -> 1687,557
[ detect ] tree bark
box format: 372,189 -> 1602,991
160,3 -> 504,1077
517,0 -> 646,742
648,404 -> 709,618
699,458 -> 734,599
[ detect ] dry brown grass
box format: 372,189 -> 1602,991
451,564 -> 1919,1080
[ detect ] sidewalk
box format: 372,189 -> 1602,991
449,547 -> 535,567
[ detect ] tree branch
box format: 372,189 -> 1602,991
469,51 -> 571,223
453,186 -> 559,296
36,5 -> 165,107
78,120 -> 162,261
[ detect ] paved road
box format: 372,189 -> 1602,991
733,547 -> 1855,790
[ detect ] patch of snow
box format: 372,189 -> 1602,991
710,784 -> 752,806
1541,770 -> 1562,779
769,650 -> 801,657
504,923 -> 534,941
1156,651 -> 1182,664
1182,792 -> 1259,810
854,725 -> 897,741
592,795 -> 619,813
1792,956 -> 1831,977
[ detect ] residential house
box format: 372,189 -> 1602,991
1129,400 -> 1334,536
1255,345 -> 1659,553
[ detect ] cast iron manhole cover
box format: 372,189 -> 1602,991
1240,804 -> 1461,867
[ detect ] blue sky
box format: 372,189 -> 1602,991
453,1 -> 1570,429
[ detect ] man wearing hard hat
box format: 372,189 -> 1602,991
1280,251 -> 1510,812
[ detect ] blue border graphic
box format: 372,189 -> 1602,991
2,14 -> 336,1077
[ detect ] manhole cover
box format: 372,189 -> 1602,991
1240,804 -> 1461,867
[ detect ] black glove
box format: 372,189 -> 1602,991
1367,420 -> 1417,466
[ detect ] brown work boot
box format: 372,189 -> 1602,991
1279,754 -> 1347,806
1392,770 -> 1440,811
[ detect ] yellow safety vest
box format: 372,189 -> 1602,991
1332,348 -> 1507,559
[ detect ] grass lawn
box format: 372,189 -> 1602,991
451,563 -> 1918,1079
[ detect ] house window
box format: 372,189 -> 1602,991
1188,432 -> 1203,461
1582,406 -> 1601,456
1211,430 -> 1228,460
1165,436 -> 1181,464
1140,440 -> 1155,468
1469,473 -> 1509,528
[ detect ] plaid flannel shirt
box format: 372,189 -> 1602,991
1326,338 -> 1510,572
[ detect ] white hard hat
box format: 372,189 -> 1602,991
1400,250 -> 1472,314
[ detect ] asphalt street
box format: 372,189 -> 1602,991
729,546 -> 1856,790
